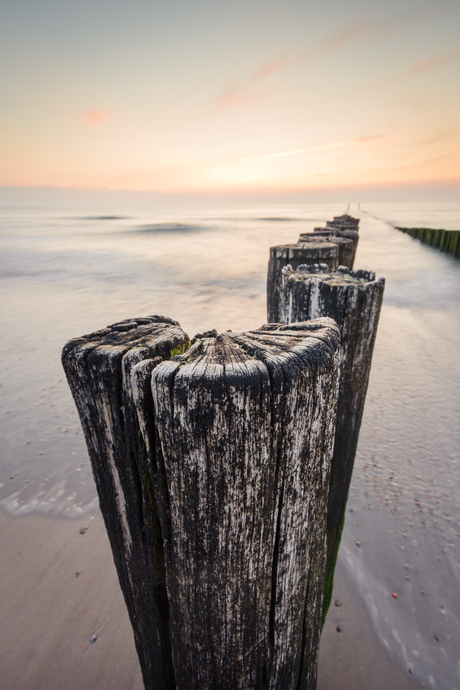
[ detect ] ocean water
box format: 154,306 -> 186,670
0,200 -> 459,688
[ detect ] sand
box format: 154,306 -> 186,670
318,562 -> 422,690
0,510 -> 143,690
0,508 -> 424,690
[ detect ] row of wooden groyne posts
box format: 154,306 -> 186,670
396,225 -> 460,259
62,214 -> 385,690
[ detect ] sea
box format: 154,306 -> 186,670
1,199 -> 459,689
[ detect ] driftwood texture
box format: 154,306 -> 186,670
267,242 -> 339,324
275,266 -> 385,618
326,214 -> 360,232
62,316 -> 190,689
298,233 -> 356,271
304,214 -> 361,270
63,316 -> 341,690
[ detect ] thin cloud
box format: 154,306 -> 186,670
82,108 -> 112,126
408,46 -> 460,74
204,23 -> 371,116
298,23 -> 370,62
419,129 -> 460,146
205,87 -> 268,116
204,57 -> 287,116
204,5 -> 457,117
251,56 -> 290,81
240,142 -> 349,166
239,134 -> 385,166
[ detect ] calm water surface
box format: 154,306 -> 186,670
0,201 -> 459,689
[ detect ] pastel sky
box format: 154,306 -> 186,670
1,0 -> 460,195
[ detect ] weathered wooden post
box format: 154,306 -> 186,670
273,265 -> 385,618
62,315 -> 190,689
63,315 -> 341,690
297,214 -> 360,270
395,226 -> 460,259
330,228 -> 359,266
298,232 -> 356,271
267,241 -> 339,324
326,214 -> 360,232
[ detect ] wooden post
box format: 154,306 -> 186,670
267,241 -> 339,324
326,214 -> 360,232
298,232 -> 356,271
301,216 -> 360,270
333,228 -> 360,266
63,316 -> 341,690
62,316 -> 191,690
274,265 -> 385,620
395,226 -> 460,260
317,214 -> 360,269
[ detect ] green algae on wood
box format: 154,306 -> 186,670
396,226 -> 460,259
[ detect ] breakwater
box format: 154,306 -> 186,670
396,226 -> 460,259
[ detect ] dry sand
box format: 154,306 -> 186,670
0,509 -> 422,690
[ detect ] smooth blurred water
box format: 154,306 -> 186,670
0,200 -> 459,688
341,209 -> 460,690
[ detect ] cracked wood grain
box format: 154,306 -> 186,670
62,316 -> 189,690
274,266 -> 385,619
267,242 -> 340,324
63,315 -> 340,690
136,319 -> 340,690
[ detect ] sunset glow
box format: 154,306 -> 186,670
1,0 -> 459,196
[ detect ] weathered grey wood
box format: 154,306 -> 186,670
267,242 -> 339,324
300,216 -> 360,270
275,265 -> 385,620
64,315 -> 341,690
333,228 -> 359,267
326,214 -> 360,232
62,316 -> 190,690
133,319 -> 340,690
297,233 -> 356,271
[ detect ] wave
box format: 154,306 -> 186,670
75,215 -> 128,221
134,222 -> 210,234
256,217 -> 304,222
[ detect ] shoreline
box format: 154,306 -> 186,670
0,508 -> 421,690
318,560 -> 423,690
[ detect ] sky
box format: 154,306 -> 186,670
1,0 -> 460,198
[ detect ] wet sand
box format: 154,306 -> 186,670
318,562 -> 423,690
0,509 -> 422,690
0,511 -> 142,690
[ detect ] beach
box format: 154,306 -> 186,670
1,202 -> 459,688
0,509 -> 422,690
